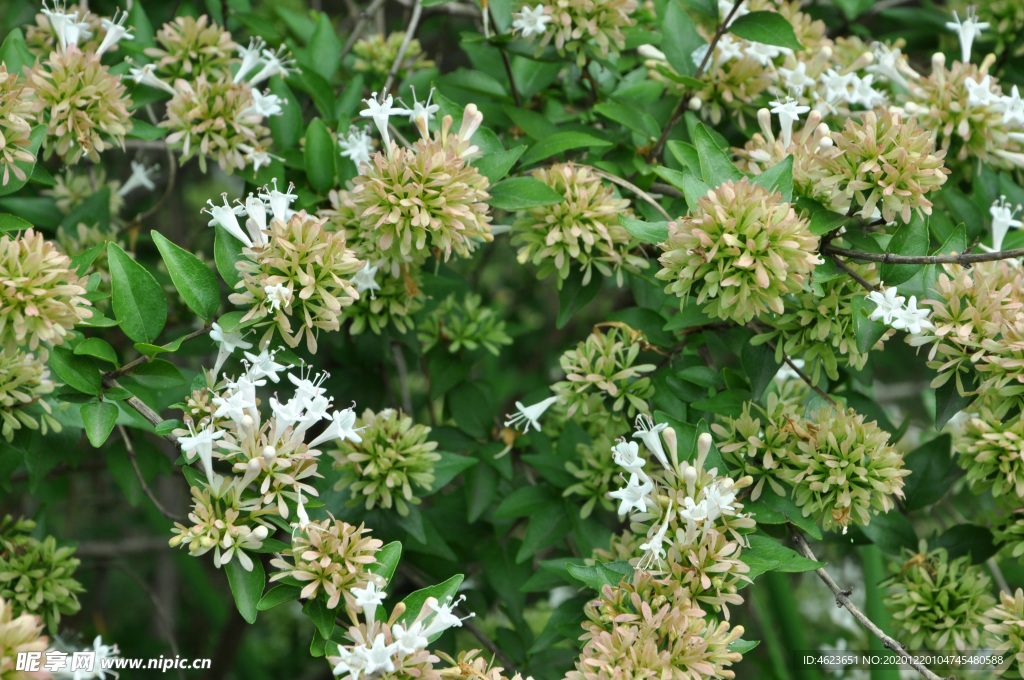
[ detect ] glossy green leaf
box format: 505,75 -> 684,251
744,534 -> 824,575
933,524 -> 997,564
880,213 -> 929,287
556,267 -> 603,329
618,215 -> 668,244
694,123 -> 744,187
257,584 -> 301,611
225,557 -> 265,624
81,402 -> 119,448
751,155 -> 794,202
49,346 -> 102,396
473,145 -> 526,185
902,435 -> 955,511
214,225 -> 245,290
487,177 -> 565,210
519,132 -> 612,167
662,0 -> 706,77
307,14 -> 342,81
74,338 -> 118,366
728,11 -> 803,50
268,78 -> 303,150
368,541 -> 402,585
0,213 -> 32,234
152,231 -> 220,321
304,118 -> 336,194
0,126 -> 45,198
303,598 -> 334,639
107,244 -> 167,344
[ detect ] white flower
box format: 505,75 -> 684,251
456,104 -> 484,157
965,75 -> 999,108
97,9 -> 134,56
405,86 -> 440,138
350,581 -> 387,622
128,62 -> 177,95
264,283 -> 293,311
331,644 -> 368,680
235,37 -> 268,83
244,348 -> 290,383
242,89 -> 285,118
678,496 -> 709,524
743,41 -> 790,67
946,7 -> 989,64
259,179 -> 298,222
609,473 -> 653,516
209,322 -> 253,377
637,44 -> 667,61
774,358 -> 805,382
1003,86 -> 1024,127
866,42 -> 918,88
352,261 -> 380,299
392,621 -> 428,655
116,161 -> 159,197
611,440 -> 647,478
512,4 -> 551,38
248,45 -> 298,86
769,97 -> 810,148
42,1 -> 91,52
889,295 -> 934,335
704,478 -> 737,521
503,395 -> 559,434
423,594 -> 474,638
867,286 -> 907,325
718,0 -> 749,28
632,414 -> 670,469
308,408 -> 364,448
715,34 -> 743,63
638,501 -> 673,570
989,195 -> 1023,252
361,634 -> 397,675
212,389 -> 257,426
288,366 -> 330,408
177,422 -> 224,483
690,44 -> 711,68
270,395 -> 305,431
234,192 -> 269,246
204,194 -> 253,247
847,73 -> 886,109
360,92 -> 409,153
239,144 -> 281,173
294,488 -> 310,533
339,126 -> 375,168
778,61 -> 815,96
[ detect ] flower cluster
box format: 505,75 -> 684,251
269,518 -> 381,610
569,427 -> 753,680
330,408 -> 440,517
0,516 -> 83,633
145,15 -> 237,81
171,344 -> 364,570
0,595 -> 49,679
985,588 -> 1024,676
349,100 -> 492,269
212,181 -> 364,353
553,325 -> 656,420
0,228 -> 92,351
0,65 -> 35,186
352,32 -> 433,81
657,179 -> 820,324
0,347 -> 59,443
417,292 -> 512,356
884,543 -> 995,651
511,163 -> 647,287
513,0 -> 638,65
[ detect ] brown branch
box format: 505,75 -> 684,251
823,243 -> 1024,265
118,425 -> 185,523
791,531 -> 949,680
109,563 -> 187,680
650,0 -> 746,159
382,0 -> 424,95
104,324 -> 213,381
826,253 -> 879,292
751,327 -> 838,407
585,166 -> 672,221
339,0 -> 388,61
462,618 -> 515,671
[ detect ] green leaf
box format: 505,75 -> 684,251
126,119 -> 167,140
125,2 -> 155,48
933,223 -> 967,256
745,534 -> 825,574
464,461 -> 499,522
655,166 -> 710,209
517,503 -> 573,562
0,213 -> 33,234
565,561 -> 631,591
49,346 -> 102,396
224,555 -> 265,624
494,486 -> 556,520
215,225 -> 245,290
0,126 -> 45,198
557,268 -> 603,329
593,100 -> 659,140
304,118 -> 336,194
74,338 -> 118,366
0,29 -> 36,76
741,339 -> 781,400
662,0 -> 706,77
396,574 -> 465,633
473,145 -> 525,185
268,79 -> 303,150
729,638 -> 761,655
487,177 -> 565,211
426,452 -> 478,493
447,382 -> 492,440
694,123 -> 744,187
257,584 -> 301,611
728,11 -> 803,50
902,435 -> 955,511
368,541 -> 402,585
107,244 -> 167,344
81,402 -> 119,448
681,0 -> 717,17
935,370 -> 976,429
932,524 -> 997,564
745,492 -> 822,540
303,598 -> 334,639
751,155 -> 794,202
618,215 -> 668,244
855,510 -> 917,555
152,231 -> 220,321
69,242 -> 107,276
307,14 -> 342,81
880,213 -> 929,287
124,359 -> 186,390
519,132 -> 612,167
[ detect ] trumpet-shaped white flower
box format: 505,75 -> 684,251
361,634 -> 397,675
769,97 -> 810,148
235,192 -> 269,246
209,322 -> 253,377
405,86 -> 440,138
609,473 -> 653,516
611,440 -> 647,478
946,7 -> 989,64
205,194 -> 253,247
42,1 -> 91,51
678,496 -> 709,524
638,501 -> 673,570
889,296 -> 934,336
778,61 -> 815,96
632,414 -> 669,469
235,37 -> 268,83
339,126 -> 374,168
1002,86 -> 1024,126
331,644 -> 369,680
97,9 -> 134,56
350,581 -> 387,622
965,75 -> 999,108
392,621 -> 428,655
128,62 -> 177,95
512,4 -> 551,38
242,89 -> 285,118
867,286 -> 907,325
259,179 -> 298,222
239,144 -> 281,173
988,195 -> 1023,252
264,283 -> 293,311
244,348 -> 290,384
360,92 -> 409,153
177,422 -> 224,483
212,389 -> 257,426
503,395 -> 559,434
352,261 -> 380,299
423,595 -> 474,638
308,408 -> 363,448
288,365 -> 330,408
704,478 -> 737,521
248,45 -> 298,85
116,161 -> 159,197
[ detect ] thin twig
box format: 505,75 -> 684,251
650,0 -> 746,159
109,563 -> 187,680
750,327 -> 839,406
826,253 -> 879,292
650,182 -> 684,198
462,619 -> 515,670
419,355 -> 438,426
104,325 -> 213,381
75,537 -> 173,558
585,166 -> 672,221
824,243 -> 1024,265
495,29 -> 522,107
391,343 -> 414,416
791,531 -> 949,680
118,425 -> 185,523
382,0 -> 424,95
340,0 -> 388,61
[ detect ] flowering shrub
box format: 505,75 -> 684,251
3,1 -> 1024,679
